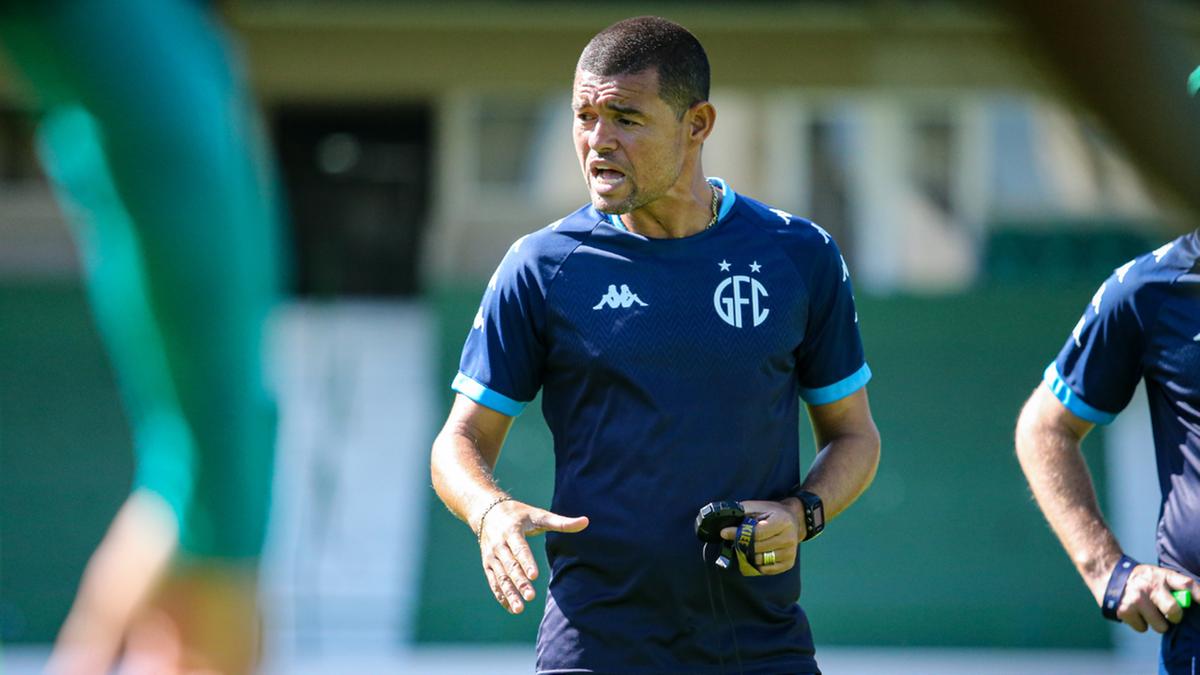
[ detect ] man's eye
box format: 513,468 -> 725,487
576,112 -> 595,123
618,118 -> 638,127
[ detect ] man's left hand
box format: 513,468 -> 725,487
718,499 -> 805,575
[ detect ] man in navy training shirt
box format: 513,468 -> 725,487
431,16 -> 881,674
1016,229 -> 1200,674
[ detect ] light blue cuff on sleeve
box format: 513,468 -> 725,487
452,371 -> 527,417
800,362 -> 872,405
1042,363 -> 1117,425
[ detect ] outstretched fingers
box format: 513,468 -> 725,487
477,502 -> 588,615
487,554 -> 525,614
483,566 -> 508,612
496,535 -> 535,603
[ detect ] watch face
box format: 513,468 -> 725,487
811,502 -> 825,530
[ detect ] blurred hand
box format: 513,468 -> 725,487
477,499 -> 588,614
719,499 -> 804,575
118,564 -> 259,675
1109,564 -> 1200,634
46,490 -> 260,675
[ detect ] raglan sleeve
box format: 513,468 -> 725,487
794,231 -> 872,405
1044,264 -> 1146,425
451,235 -> 548,416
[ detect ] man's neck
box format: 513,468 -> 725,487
618,176 -> 719,239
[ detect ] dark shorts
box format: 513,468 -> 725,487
1160,612 -> 1200,675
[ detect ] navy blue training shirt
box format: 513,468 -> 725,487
1045,230 -> 1200,581
454,178 -> 871,674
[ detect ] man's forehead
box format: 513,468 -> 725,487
572,68 -> 659,106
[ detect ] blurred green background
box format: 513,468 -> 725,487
0,0 -> 1193,665
2,269 -> 1136,648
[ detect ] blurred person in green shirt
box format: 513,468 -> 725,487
0,0 -> 283,672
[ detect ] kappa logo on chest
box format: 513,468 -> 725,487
593,283 -> 648,310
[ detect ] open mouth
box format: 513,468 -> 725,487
590,165 -> 627,191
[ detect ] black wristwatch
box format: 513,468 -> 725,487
789,487 -> 825,541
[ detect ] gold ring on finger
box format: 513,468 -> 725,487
763,550 -> 777,566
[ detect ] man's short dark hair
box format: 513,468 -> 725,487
577,16 -> 710,118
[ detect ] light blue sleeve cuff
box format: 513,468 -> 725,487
451,372 -> 527,417
800,362 -> 872,405
1042,363 -> 1117,425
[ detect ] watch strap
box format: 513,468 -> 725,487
789,486 -> 824,542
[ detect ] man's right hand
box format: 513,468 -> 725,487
476,499 -> 588,614
1106,563 -> 1200,634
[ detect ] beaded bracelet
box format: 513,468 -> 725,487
475,496 -> 513,542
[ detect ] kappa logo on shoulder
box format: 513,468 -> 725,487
593,284 -> 648,310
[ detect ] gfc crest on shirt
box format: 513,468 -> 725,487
713,260 -> 769,328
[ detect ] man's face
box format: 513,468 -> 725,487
572,67 -> 688,214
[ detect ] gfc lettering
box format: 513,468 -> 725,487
714,275 -> 769,328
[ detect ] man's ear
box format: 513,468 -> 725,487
687,101 -> 716,144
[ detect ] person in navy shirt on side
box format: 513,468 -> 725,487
431,16 -> 881,674
1016,229 -> 1200,674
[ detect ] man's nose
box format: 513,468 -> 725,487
588,118 -> 618,154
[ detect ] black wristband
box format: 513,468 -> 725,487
1102,554 -> 1139,622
